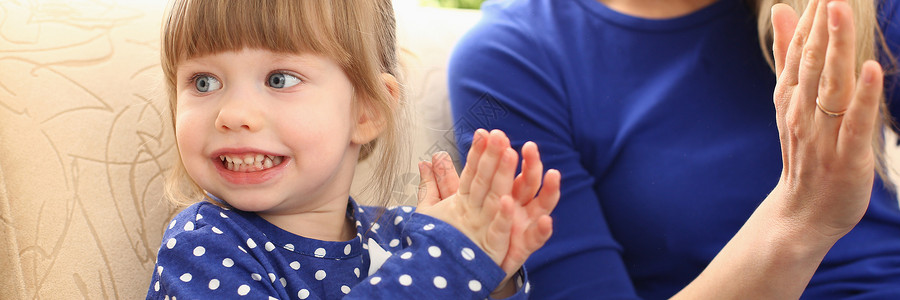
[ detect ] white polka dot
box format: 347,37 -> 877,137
370,277 -> 382,285
423,223 -> 435,230
406,237 -> 412,246
268,273 -> 276,282
399,274 -> 413,286
341,285 -> 351,294
196,214 -> 203,220
265,242 -> 275,252
193,246 -> 206,256
314,248 -> 326,258
237,284 -> 250,296
289,261 -> 300,270
268,297 -> 277,300
220,212 -> 229,218
389,239 -> 400,248
164,295 -> 169,300
168,219 -> 177,229
183,221 -> 194,231
372,223 -> 381,231
238,246 -> 247,253
394,216 -> 403,225
247,238 -> 257,249
166,238 -> 177,249
222,258 -> 234,267
354,268 -> 360,278
400,252 -> 412,259
154,281 -> 160,291
362,243 -> 369,250
428,246 -> 441,258
211,227 -> 223,234
298,289 -> 310,299
461,247 -> 475,261
525,281 -> 531,293
180,273 -> 192,282
517,275 -> 524,288
284,244 -> 295,251
358,207 -> 365,213
355,220 -> 362,227
344,244 -> 352,255
209,279 -> 220,290
251,273 -> 262,281
433,276 -> 447,289
315,270 -> 326,280
469,280 -> 482,292
157,266 -> 163,275
280,278 -> 287,287
402,206 -> 413,213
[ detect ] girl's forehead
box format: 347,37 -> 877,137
176,49 -> 335,70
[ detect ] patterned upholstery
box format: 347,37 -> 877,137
0,1 -> 480,298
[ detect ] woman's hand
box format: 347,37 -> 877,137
674,1 -> 884,298
770,0 -> 883,240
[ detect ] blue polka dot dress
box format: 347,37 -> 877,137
146,199 -> 530,299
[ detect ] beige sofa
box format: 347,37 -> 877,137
0,1 -> 479,298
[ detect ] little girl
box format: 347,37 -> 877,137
146,0 -> 560,299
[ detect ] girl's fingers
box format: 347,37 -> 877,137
837,60 -> 883,157
432,151 -> 460,199
511,215 -> 553,271
485,148 -> 519,218
529,169 -> 561,217
486,196 -> 515,265
468,130 -> 510,208
417,161 -> 440,207
512,141 -> 542,204
459,129 -> 489,196
772,4 -> 800,78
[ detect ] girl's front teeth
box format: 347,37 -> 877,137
220,154 -> 284,172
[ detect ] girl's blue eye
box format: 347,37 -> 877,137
267,73 -> 301,89
194,75 -> 221,93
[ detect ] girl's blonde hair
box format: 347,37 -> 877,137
754,0 -> 897,188
161,0 -> 409,208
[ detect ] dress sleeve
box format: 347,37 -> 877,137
447,9 -> 641,299
345,213 -> 528,299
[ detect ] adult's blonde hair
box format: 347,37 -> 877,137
160,0 -> 409,207
754,0 -> 897,188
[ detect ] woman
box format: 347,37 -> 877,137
449,0 -> 900,298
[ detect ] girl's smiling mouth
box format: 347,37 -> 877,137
219,154 -> 285,172
211,150 -> 289,185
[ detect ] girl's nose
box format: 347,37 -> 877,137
214,87 -> 264,132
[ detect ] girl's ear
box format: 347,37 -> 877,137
351,73 -> 399,145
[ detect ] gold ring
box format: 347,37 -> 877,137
815,98 -> 846,117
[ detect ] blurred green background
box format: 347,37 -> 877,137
419,0 -> 486,9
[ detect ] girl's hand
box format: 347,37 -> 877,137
417,129 -> 559,297
416,151 -> 460,207
416,129 -> 518,271
770,0 -> 883,241
497,141 -> 558,288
